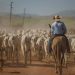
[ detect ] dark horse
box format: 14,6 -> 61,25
51,36 -> 68,75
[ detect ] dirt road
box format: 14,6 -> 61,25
0,61 -> 75,75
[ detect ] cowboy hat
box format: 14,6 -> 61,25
53,15 -> 61,19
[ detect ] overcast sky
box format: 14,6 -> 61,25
0,0 -> 75,16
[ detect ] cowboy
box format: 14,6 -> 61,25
48,15 -> 70,53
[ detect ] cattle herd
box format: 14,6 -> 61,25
0,29 -> 75,66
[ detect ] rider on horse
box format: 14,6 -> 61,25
48,15 -> 70,53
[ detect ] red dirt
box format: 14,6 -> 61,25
0,61 -> 75,75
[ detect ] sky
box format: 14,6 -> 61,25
0,0 -> 75,16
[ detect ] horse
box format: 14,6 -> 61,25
51,36 -> 69,75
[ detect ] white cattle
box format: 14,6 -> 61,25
7,34 -> 15,62
12,34 -> 21,64
70,38 -> 75,52
2,34 -> 9,60
36,36 -> 45,61
31,35 -> 39,56
69,37 -> 75,62
64,36 -> 75,66
44,37 -> 50,58
0,29 -> 57,64
21,33 -> 32,64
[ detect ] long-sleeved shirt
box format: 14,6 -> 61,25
51,21 -> 67,36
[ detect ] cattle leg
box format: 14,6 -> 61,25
16,48 -> 19,64
29,49 -> 32,64
0,48 -> 3,72
25,51 -> 27,65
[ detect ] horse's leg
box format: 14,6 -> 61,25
53,53 -> 58,74
58,63 -> 62,75
58,53 -> 64,75
55,59 -> 58,74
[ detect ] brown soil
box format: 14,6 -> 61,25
0,61 -> 75,75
